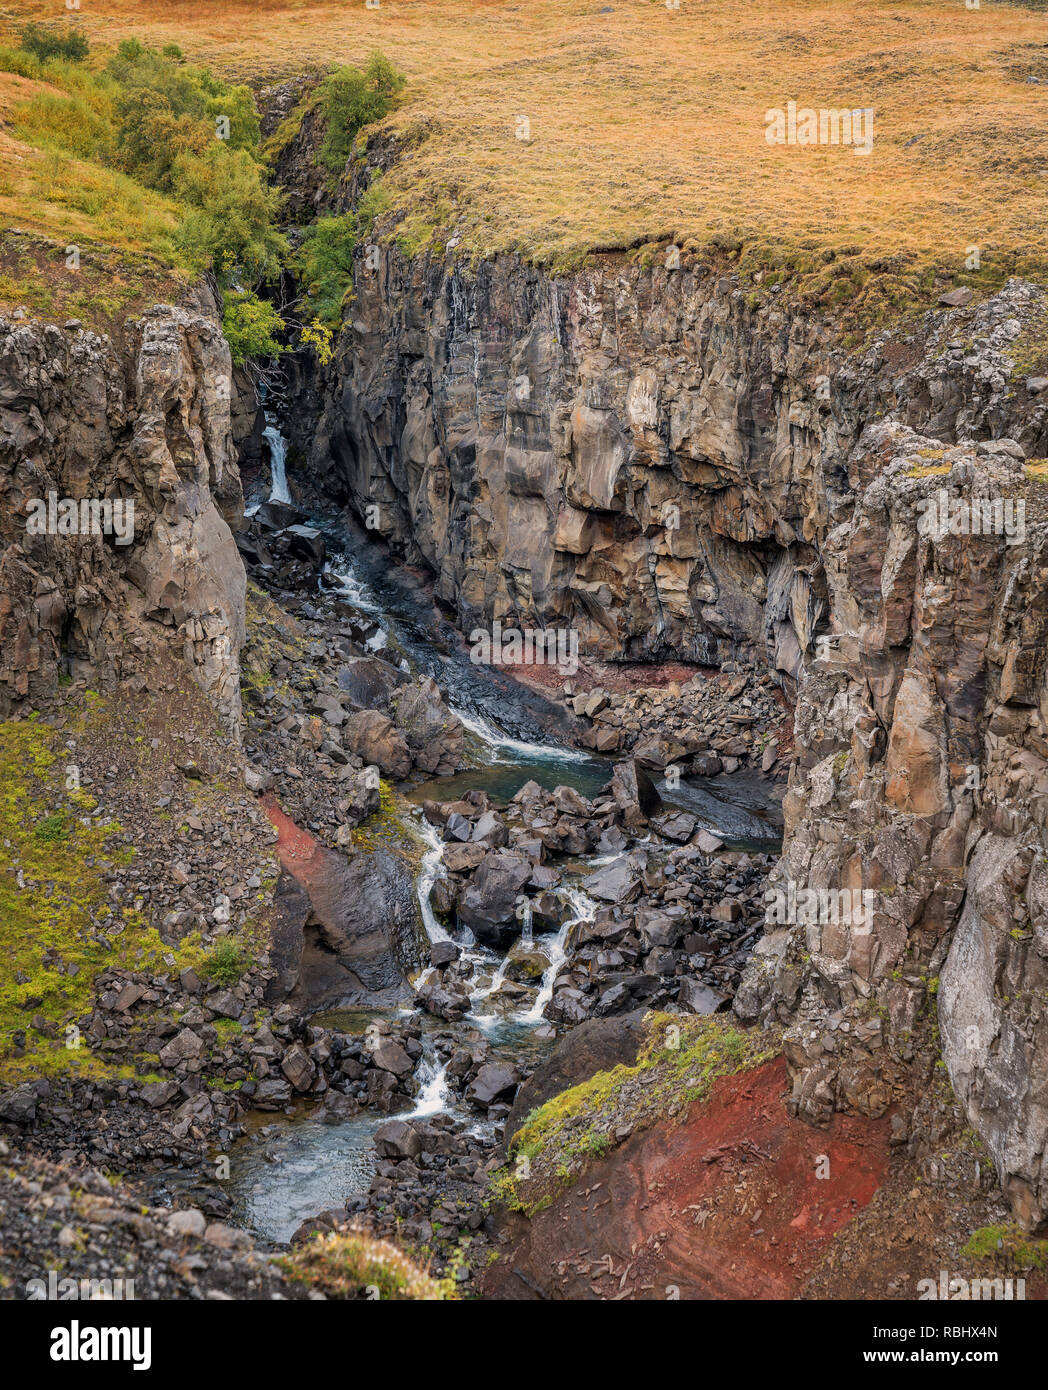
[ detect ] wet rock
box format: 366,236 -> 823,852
370,1038 -> 413,1078
457,853 -> 534,948
609,760 -> 663,827
374,1119 -> 422,1160
505,1011 -> 647,1145
679,979 -> 729,1014
466,1062 -> 520,1109
281,1041 -> 316,1092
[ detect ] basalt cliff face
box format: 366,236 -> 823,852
293,172 -> 1045,701
0,288 -> 248,726
283,137 -> 1048,1227
735,418 -> 1048,1232
4,125 -> 1048,1237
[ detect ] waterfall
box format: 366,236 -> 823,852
520,897 -> 534,947
452,705 -> 591,765
519,886 -> 597,1024
406,1052 -> 449,1118
416,819 -> 453,945
263,423 -> 291,504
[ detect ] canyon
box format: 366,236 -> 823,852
2,62 -> 1048,1306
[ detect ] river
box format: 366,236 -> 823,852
215,445 -> 783,1245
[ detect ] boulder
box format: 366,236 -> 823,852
374,1119 -> 422,1159
343,709 -> 412,780
466,1062 -> 520,1108
457,853 -> 534,948
281,1041 -> 316,1092
609,760 -> 663,827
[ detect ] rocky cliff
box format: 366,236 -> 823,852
294,178 -> 1046,700
0,287 -> 248,727
735,416 -> 1048,1232
284,144 -> 1048,1228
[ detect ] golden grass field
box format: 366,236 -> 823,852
0,0 -> 1045,300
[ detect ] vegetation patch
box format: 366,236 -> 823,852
0,718 -> 169,1082
0,32 -> 285,338
275,1226 -> 456,1300
490,1012 -> 779,1217
0,1 -> 1042,329
961,1223 -> 1048,1271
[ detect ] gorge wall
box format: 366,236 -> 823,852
284,139 -> 1048,1227
293,173 -> 1046,698
5,120 -> 1048,1234
0,285 -> 247,727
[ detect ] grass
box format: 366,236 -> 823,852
0,68 -> 187,273
276,1227 -> 457,1299
0,0 -> 1042,314
490,1011 -> 778,1216
0,717 -> 168,1082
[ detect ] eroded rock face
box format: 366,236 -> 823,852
294,216 -> 1045,697
0,300 -> 245,726
288,210 -> 1048,1225
736,420 -> 1048,1229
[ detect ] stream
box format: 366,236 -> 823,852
221,430 -> 784,1245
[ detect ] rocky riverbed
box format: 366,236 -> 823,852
0,493 -> 789,1296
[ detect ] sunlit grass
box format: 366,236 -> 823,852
0,0 -> 1040,290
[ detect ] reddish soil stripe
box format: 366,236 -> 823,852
483,1056 -> 891,1300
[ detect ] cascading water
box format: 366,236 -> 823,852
452,705 -> 593,767
221,511 -> 782,1246
263,421 -> 292,504
520,897 -> 534,947
406,1052 -> 450,1118
520,887 -> 597,1024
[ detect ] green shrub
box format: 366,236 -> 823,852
32,812 -> 69,844
222,289 -> 285,365
0,43 -> 43,79
200,940 -> 248,985
175,145 -> 286,283
297,211 -> 359,327
316,53 -> 404,175
19,22 -> 89,65
296,176 -> 390,327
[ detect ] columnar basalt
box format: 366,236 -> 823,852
0,294 -> 247,726
735,422 -> 1048,1230
286,175 -> 1048,1226
295,200 -> 1045,699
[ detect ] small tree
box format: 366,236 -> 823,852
222,290 -> 285,366
18,22 -> 89,64
317,52 -> 405,174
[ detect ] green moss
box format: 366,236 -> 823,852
961,1224 -> 1048,1270
491,1012 -> 778,1216
0,719 -> 177,1082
